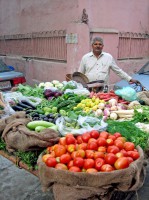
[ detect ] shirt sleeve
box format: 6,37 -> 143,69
110,57 -> 132,82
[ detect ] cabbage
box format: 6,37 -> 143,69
44,82 -> 53,87
52,80 -> 60,85
38,82 -> 45,87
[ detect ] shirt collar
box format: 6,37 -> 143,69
90,51 -> 104,58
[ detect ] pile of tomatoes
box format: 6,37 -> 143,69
42,130 -> 140,173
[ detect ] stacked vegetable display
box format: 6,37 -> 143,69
42,131 -> 140,173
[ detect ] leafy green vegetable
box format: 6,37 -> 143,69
132,106 -> 149,123
15,150 -> 42,170
107,120 -> 149,150
17,84 -> 44,98
0,138 -> 6,151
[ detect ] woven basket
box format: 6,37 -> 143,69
72,72 -> 89,88
65,74 -> 72,82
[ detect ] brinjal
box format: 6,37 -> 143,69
17,102 -> 32,109
21,100 -> 36,109
12,105 -> 24,111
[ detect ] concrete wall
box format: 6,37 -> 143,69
0,0 -> 148,85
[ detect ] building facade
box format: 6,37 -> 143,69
0,0 -> 149,85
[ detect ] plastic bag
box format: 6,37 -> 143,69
78,116 -> 107,132
20,96 -> 42,106
55,116 -> 87,136
64,88 -> 90,96
56,116 -> 107,136
115,87 -> 137,101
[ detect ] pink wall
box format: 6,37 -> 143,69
0,0 -> 148,85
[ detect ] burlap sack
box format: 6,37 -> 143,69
0,111 -> 26,134
37,146 -> 146,200
137,91 -> 149,105
2,118 -> 60,152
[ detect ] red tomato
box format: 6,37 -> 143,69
73,157 -> 84,168
76,135 -> 83,144
104,153 -> 117,165
67,144 -> 76,153
127,156 -> 134,164
86,168 -> 98,173
85,150 -> 94,159
83,158 -> 95,169
116,137 -> 126,143
98,146 -> 107,153
67,160 -> 74,169
114,157 -> 129,170
42,153 -> 55,163
127,151 -> 140,160
69,166 -> 81,172
82,132 -> 91,143
60,153 -> 71,164
99,131 -> 109,139
46,146 -> 53,153
115,152 -> 124,158
88,138 -> 97,144
113,132 -> 122,138
95,158 -> 105,171
101,164 -> 114,172
94,151 -> 105,159
53,144 -> 66,157
124,142 -> 135,151
76,149 -> 86,158
55,163 -> 68,170
59,137 -> 66,146
77,143 -> 87,151
108,135 -> 116,141
120,149 -> 128,157
114,140 -> 124,150
90,130 -> 100,139
97,137 -> 107,147
106,138 -> 114,146
71,151 -> 78,159
107,145 -> 120,154
45,157 -> 57,167
87,141 -> 98,151
66,135 -> 76,145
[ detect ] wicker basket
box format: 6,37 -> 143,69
72,72 -> 89,88
65,74 -> 72,82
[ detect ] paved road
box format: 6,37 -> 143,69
0,155 -> 149,200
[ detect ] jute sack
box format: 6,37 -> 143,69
0,111 -> 26,134
2,118 -> 60,152
137,91 -> 149,105
37,146 -> 146,200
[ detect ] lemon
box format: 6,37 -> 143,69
77,103 -> 82,108
90,102 -> 95,107
86,102 -> 91,107
95,98 -> 100,105
92,96 -> 96,102
92,105 -> 98,111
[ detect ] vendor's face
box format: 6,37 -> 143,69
92,41 -> 104,55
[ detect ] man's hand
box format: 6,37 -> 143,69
129,79 -> 141,84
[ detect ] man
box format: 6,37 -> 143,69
78,37 -> 139,85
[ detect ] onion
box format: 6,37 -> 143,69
103,109 -> 110,117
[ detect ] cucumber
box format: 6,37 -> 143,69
35,126 -> 47,132
27,120 -> 55,130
